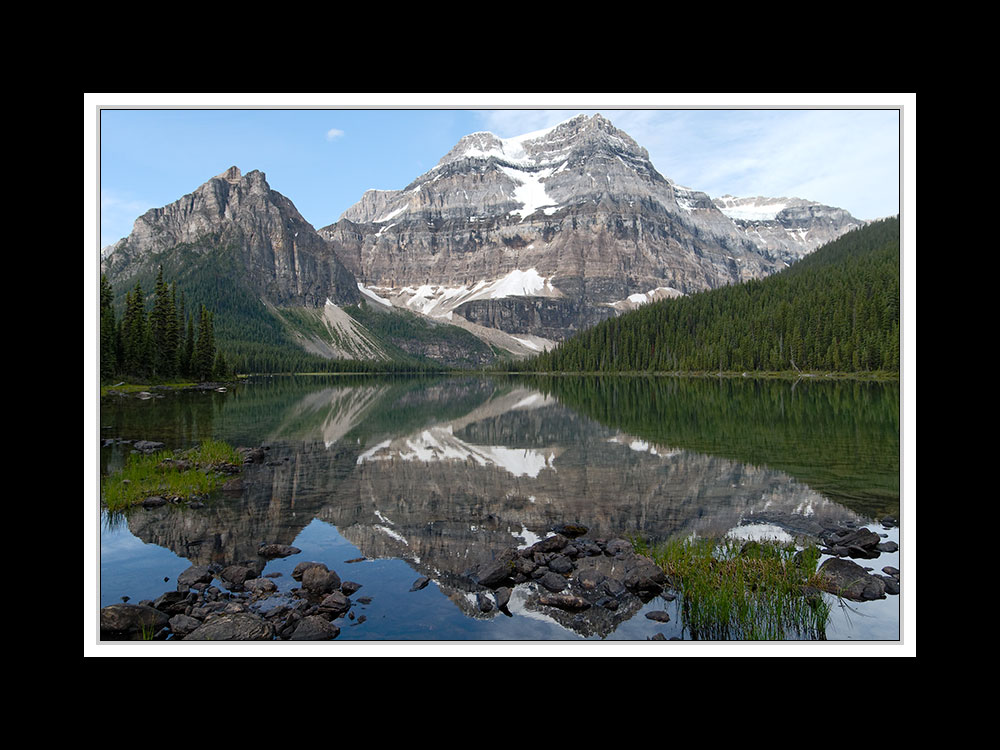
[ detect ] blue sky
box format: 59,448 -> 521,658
94,95 -> 905,250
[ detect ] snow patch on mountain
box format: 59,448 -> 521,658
606,286 -> 684,312
714,195 -> 793,221
499,164 -> 560,220
386,268 -> 561,319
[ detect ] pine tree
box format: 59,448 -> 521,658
99,275 -> 117,381
193,305 -> 216,380
181,313 -> 195,378
121,281 -> 150,377
149,266 -> 176,379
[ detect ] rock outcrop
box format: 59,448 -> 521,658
101,166 -> 360,309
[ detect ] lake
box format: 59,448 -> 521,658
96,374 -> 902,644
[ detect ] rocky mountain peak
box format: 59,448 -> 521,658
101,166 -> 359,308
434,113 -> 648,173
216,165 -> 243,184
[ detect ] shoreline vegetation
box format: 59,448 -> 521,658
101,438 -> 246,512
101,367 -> 899,396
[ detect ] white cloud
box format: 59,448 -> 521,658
326,128 -> 345,141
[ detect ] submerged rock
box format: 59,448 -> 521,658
816,558 -> 887,601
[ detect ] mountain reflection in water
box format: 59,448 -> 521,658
99,375 -> 900,640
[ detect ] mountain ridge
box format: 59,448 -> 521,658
101,114 -> 869,369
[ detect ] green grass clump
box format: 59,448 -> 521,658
638,536 -> 831,640
101,439 -> 243,512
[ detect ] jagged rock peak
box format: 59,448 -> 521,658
435,113 -> 649,170
216,165 -> 243,183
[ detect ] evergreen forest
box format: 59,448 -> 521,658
509,217 -> 901,375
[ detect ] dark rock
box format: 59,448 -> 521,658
183,612 -> 275,641
301,565 -> 342,597
141,495 -> 167,508
816,558 -> 887,601
100,603 -> 170,640
410,576 -> 431,591
244,578 -> 278,595
548,555 -> 574,574
882,566 -> 900,578
176,565 -> 214,588
876,575 -> 900,595
575,568 -> 606,591
604,538 -> 633,556
476,548 -> 519,588
168,614 -> 202,636
846,545 -> 880,560
538,571 -> 568,592
291,561 -> 325,581
220,565 -> 257,590
623,558 -> 666,594
876,541 -> 899,553
290,616 -> 340,640
824,527 -> 882,552
495,587 -> 512,610
599,577 -> 626,598
341,581 -> 362,595
476,592 -> 494,613
513,556 -> 537,577
595,596 -> 619,610
552,523 -> 588,538
318,591 -> 351,617
153,590 -> 190,615
575,539 -> 603,557
258,543 -> 301,559
645,610 -> 671,623
525,534 -> 569,555
538,593 -> 590,611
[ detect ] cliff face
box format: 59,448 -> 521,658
713,195 -> 865,264
101,166 -> 360,308
319,114 -> 857,342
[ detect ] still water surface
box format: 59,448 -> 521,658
97,375 -> 901,642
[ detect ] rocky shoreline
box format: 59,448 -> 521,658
98,515 -> 901,642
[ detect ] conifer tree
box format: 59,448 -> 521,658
193,305 -> 216,380
149,266 -> 175,378
121,281 -> 150,377
181,313 -> 195,378
99,275 -> 117,382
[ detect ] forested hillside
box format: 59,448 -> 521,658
101,258 -> 444,382
511,217 -> 900,374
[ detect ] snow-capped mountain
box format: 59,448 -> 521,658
319,114 -> 862,344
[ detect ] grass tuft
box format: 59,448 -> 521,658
101,439 -> 243,512
638,535 -> 831,640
